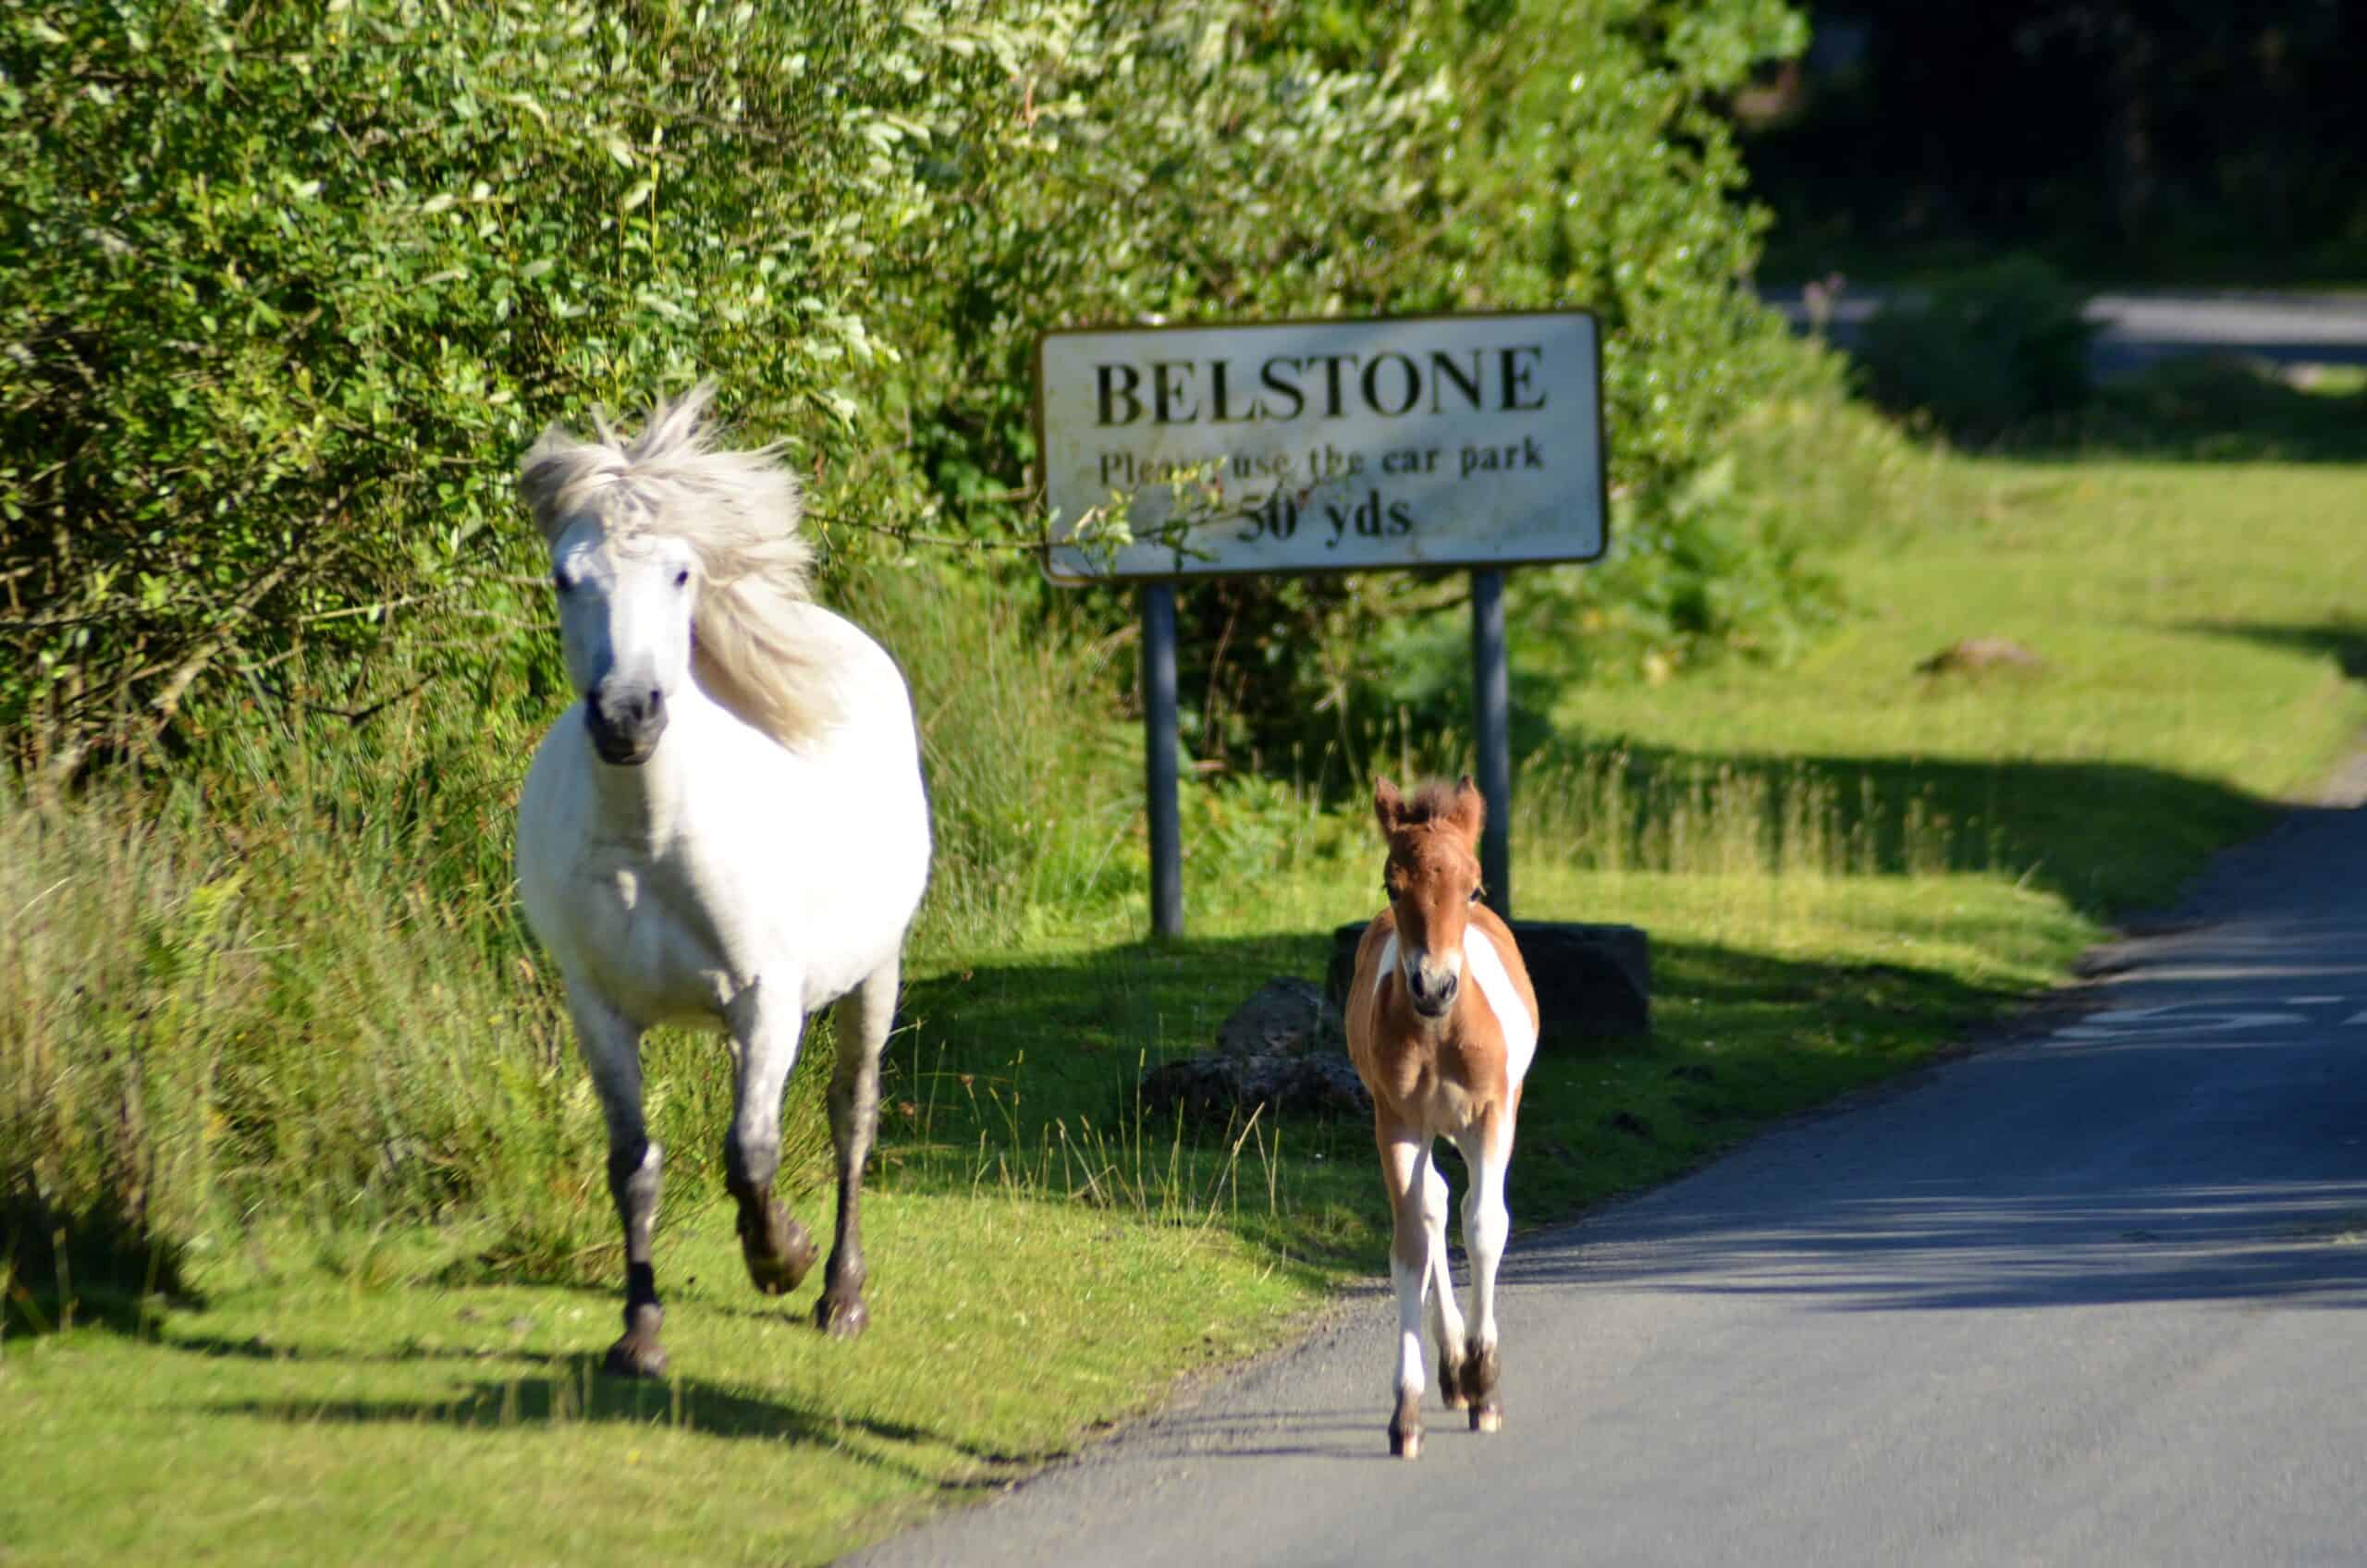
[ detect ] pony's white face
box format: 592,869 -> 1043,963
549,521 -> 699,766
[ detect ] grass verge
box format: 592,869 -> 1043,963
6,457 -> 2365,1564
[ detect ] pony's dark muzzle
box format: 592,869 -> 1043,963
585,686 -> 667,766
1404,962 -> 1459,1019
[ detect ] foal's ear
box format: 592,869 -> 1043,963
1450,774 -> 1487,841
1373,776 -> 1405,836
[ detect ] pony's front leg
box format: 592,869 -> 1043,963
1377,1121 -> 1433,1459
570,988 -> 668,1378
1455,1111 -> 1514,1433
1421,1152 -> 1470,1411
814,959 -> 897,1337
725,985 -> 818,1298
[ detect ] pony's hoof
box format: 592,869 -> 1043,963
1462,1343 -> 1501,1404
814,1292 -> 870,1339
1389,1390 -> 1423,1459
742,1212 -> 818,1296
1471,1403 -> 1503,1434
603,1333 -> 668,1379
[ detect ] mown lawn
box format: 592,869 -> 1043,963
7,459 -> 2365,1566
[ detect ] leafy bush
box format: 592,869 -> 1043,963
1854,256 -> 2098,443
3,0 -> 1826,778
0,0 -> 1047,771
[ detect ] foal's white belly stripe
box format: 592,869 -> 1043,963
1465,928 -> 1538,1085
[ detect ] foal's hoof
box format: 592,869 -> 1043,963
1438,1348 -> 1469,1411
1389,1391 -> 1424,1460
603,1332 -> 668,1379
741,1210 -> 819,1296
1462,1345 -> 1502,1432
814,1291 -> 871,1339
1462,1343 -> 1502,1403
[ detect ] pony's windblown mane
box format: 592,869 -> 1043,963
518,382 -> 837,747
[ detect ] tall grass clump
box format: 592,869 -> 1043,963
840,564 -> 1143,948
1517,750 -> 1998,900
0,676 -> 830,1300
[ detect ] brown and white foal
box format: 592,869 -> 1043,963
1345,776 -> 1539,1459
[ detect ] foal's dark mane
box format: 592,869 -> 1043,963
1396,779 -> 1470,828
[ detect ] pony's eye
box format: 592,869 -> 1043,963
672,569 -> 690,589
1468,887 -> 1483,905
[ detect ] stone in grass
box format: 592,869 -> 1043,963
1136,977 -> 1372,1123
1914,637 -> 2045,677
1323,920 -> 1652,1047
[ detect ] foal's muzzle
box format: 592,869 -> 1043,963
1404,958 -> 1459,1020
584,685 -> 667,766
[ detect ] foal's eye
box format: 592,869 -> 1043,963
672,569 -> 691,589
1468,887 -> 1483,905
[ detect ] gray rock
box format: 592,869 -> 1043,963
1215,976 -> 1343,1059
1325,918 -> 1651,1045
1137,978 -> 1371,1122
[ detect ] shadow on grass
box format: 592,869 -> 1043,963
2019,356 -> 2367,463
4,1205 -> 196,1341
199,1349 -> 1036,1481
2183,619 -> 2367,681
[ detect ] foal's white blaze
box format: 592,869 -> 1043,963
1463,927 -> 1539,1084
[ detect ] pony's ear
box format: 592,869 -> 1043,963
1373,776 -> 1405,836
1450,774 -> 1487,842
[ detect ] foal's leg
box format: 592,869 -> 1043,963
1420,1152 -> 1471,1411
1377,1121 -> 1433,1459
725,983 -> 819,1297
570,988 -> 667,1378
1454,1111 -> 1514,1433
814,958 -> 896,1337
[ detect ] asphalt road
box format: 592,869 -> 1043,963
855,766 -> 2367,1567
1762,288 -> 2367,377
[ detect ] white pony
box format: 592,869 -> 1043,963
514,385 -> 930,1375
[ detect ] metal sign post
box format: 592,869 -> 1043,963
1469,568 -> 1513,915
1036,312 -> 1606,937
1141,582 -> 1185,937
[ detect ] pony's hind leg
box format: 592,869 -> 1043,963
814,959 -> 897,1337
725,984 -> 818,1298
570,988 -> 668,1378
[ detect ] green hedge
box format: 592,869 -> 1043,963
3,0 -> 1817,773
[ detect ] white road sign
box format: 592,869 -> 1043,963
1036,312 -> 1607,583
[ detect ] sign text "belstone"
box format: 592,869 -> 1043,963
1095,345 -> 1549,427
